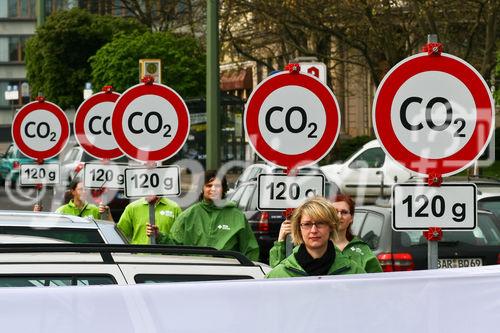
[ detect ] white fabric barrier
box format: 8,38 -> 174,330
1,265 -> 500,333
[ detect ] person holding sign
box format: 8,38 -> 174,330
117,195 -> 181,245
266,196 -> 365,278
268,194 -> 381,273
34,179 -> 111,220
147,170 -> 259,261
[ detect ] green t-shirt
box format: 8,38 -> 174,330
55,200 -> 100,219
117,197 -> 182,245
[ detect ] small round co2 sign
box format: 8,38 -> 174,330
373,53 -> 494,176
74,91 -> 123,160
112,83 -> 190,162
245,72 -> 340,169
12,100 -> 70,160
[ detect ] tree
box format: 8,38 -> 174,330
113,0 -> 206,37
25,8 -> 147,109
221,0 -> 499,87
89,31 -> 206,98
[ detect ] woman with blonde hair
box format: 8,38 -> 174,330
269,194 -> 382,272
266,197 -> 365,278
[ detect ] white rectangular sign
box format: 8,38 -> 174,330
258,174 -> 325,211
392,183 -> 477,230
124,165 -> 180,198
83,163 -> 127,189
20,164 -> 60,185
299,62 -> 327,84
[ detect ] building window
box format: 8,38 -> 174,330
8,0 -> 36,18
0,36 -> 30,62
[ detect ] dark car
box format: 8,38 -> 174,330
353,204 -> 500,271
228,165 -> 337,263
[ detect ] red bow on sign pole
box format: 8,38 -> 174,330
423,227 -> 443,241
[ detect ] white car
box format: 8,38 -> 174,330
0,244 -> 270,287
320,140 -> 415,202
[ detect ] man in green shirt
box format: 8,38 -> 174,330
117,195 -> 181,244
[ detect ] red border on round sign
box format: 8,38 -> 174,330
245,72 -> 340,169
373,53 -> 494,176
74,91 -> 123,160
12,100 -> 70,160
112,83 -> 190,162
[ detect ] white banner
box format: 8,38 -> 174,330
0,265 -> 499,332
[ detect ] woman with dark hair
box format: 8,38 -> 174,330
269,194 -> 382,272
147,170 -> 259,261
35,179 -> 110,220
266,197 -> 365,278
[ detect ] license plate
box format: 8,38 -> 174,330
438,258 -> 482,269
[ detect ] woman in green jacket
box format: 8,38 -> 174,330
269,194 -> 382,273
147,170 -> 259,261
266,197 -> 365,278
34,179 -> 111,220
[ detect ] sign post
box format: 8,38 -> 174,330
374,37 -> 494,269
112,76 -> 189,244
245,63 -> 340,256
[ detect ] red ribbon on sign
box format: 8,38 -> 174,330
422,42 -> 443,56
102,85 -> 113,93
141,75 -> 155,85
285,63 -> 301,73
283,208 -> 294,219
423,227 -> 443,241
36,96 -> 45,103
427,174 -> 443,187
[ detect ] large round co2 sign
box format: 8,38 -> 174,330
373,53 -> 494,176
245,71 -> 340,169
12,100 -> 70,160
74,91 -> 123,160
112,82 -> 190,162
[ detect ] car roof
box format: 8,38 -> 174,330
0,211 -> 99,229
0,244 -> 256,266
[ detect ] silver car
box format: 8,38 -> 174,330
0,210 -> 126,244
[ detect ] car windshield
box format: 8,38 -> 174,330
0,226 -> 105,244
478,197 -> 500,220
400,213 -> 500,246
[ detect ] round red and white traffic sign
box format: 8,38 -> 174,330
112,82 -> 190,162
245,71 -> 340,169
74,91 -> 123,160
12,100 -> 70,160
373,53 -> 494,176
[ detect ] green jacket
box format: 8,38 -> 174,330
56,200 -> 100,219
269,236 -> 382,273
117,197 -> 181,245
158,200 -> 259,261
266,245 -> 366,278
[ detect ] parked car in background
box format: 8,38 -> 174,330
228,164 -> 337,263
0,144 -> 58,187
60,144 -> 99,185
0,244 -> 270,287
353,204 -> 500,271
0,210 -> 126,244
321,140 -> 415,203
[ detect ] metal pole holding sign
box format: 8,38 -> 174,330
149,201 -> 156,245
424,227 -> 443,269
